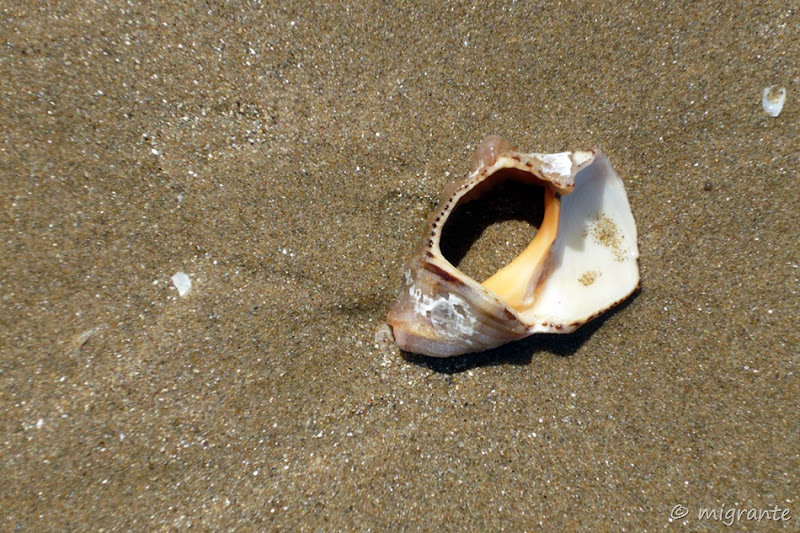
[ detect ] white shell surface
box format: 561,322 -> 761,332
521,154 -> 640,332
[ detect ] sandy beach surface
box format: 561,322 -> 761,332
1,1 -> 797,530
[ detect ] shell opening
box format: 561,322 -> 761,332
439,174 -> 546,284
439,168 -> 559,313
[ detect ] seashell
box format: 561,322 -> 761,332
387,135 -> 640,357
761,86 -> 786,117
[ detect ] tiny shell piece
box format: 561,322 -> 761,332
762,86 -> 786,117
387,136 -> 640,357
171,271 -> 192,296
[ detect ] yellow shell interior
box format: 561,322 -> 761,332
480,187 -> 560,313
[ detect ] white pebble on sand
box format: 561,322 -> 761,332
171,271 -> 192,296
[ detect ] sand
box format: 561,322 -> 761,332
1,1 -> 797,530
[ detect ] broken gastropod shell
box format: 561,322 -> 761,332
387,135 -> 640,357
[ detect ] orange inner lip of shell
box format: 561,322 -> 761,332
480,187 -> 559,312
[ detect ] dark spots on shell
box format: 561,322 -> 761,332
512,155 -> 521,162
430,231 -> 436,236
504,309 -> 516,321
525,161 -> 533,168
427,239 -> 434,247
555,324 -> 563,330
426,251 -> 434,258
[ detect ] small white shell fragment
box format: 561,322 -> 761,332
387,136 -> 640,357
171,271 -> 192,296
72,324 -> 105,353
761,86 -> 786,117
